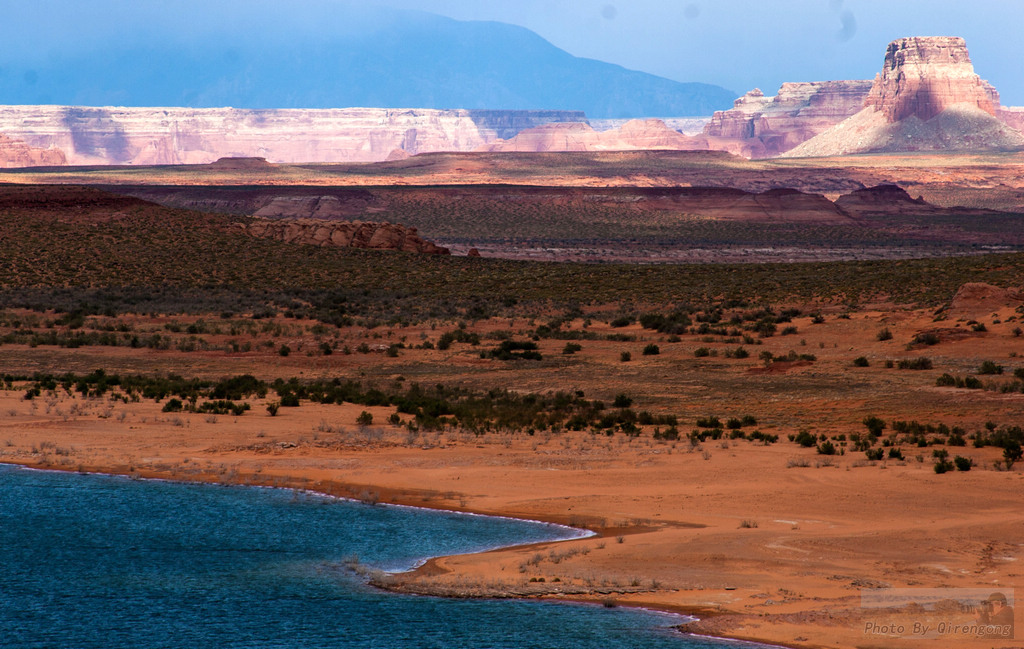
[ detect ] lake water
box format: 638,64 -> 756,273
0,464 -> 759,648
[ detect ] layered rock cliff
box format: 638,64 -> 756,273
242,219 -> 450,255
785,37 -> 1024,157
863,37 -> 998,122
0,106 -> 586,166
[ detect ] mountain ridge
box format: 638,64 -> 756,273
0,5 -> 734,119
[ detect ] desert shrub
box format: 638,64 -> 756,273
696,415 -> 721,429
357,411 -> 373,426
877,328 -> 893,341
487,340 -> 542,361
865,448 -> 885,461
694,347 -> 711,358
653,426 -> 680,441
642,344 -> 660,356
897,357 -> 932,370
610,316 -> 633,328
932,449 -> 954,473
938,374 -> 982,389
639,311 -> 692,335
724,346 -> 749,359
887,447 -> 904,461
816,440 -> 836,455
853,356 -> 870,367
613,394 -> 633,408
978,360 -> 1003,375
197,400 -> 249,416
562,342 -> 582,355
748,430 -> 777,444
935,373 -> 956,387
162,398 -> 184,413
953,456 -> 973,471
619,351 -> 631,362
1004,441 -> 1023,469
266,402 -> 280,416
726,418 -> 743,430
793,430 -> 817,447
912,332 -> 940,346
780,326 -> 798,336
863,416 -> 886,436
278,344 -> 290,357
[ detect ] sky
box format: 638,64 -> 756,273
379,0 -> 1024,104
2,0 -> 1022,105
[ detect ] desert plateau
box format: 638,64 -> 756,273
2,6 -> 1024,649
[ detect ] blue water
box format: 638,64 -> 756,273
0,464 -> 753,648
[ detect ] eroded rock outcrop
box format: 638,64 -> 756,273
0,134 -> 67,168
784,37 -> 1024,157
243,218 -> 450,255
701,81 -> 873,158
0,106 -> 587,166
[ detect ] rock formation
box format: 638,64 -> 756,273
701,81 -> 874,158
784,37 -> 1024,157
0,107 -> 586,166
947,282 -> 1024,319
207,157 -> 273,170
864,37 -> 998,122
242,218 -> 450,255
0,134 -> 67,168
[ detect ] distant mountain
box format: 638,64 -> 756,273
0,3 -> 734,118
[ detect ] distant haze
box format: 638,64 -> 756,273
381,0 -> 1024,106
1,0 -> 1021,110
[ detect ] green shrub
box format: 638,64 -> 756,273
696,415 -> 721,429
694,347 -> 711,357
853,356 -> 870,367
863,416 -> 886,436
357,411 -> 373,426
816,440 -> 836,455
953,456 -> 973,471
162,398 -> 183,413
978,360 -> 1003,375
793,430 -> 817,447
877,328 -> 893,341
562,342 -> 582,355
278,344 -> 291,357
897,357 -> 932,370
642,344 -> 660,356
613,394 -> 633,408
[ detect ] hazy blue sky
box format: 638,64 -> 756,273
380,0 -> 1024,104
3,0 -> 1022,105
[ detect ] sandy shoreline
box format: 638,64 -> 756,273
2,460 -> 774,648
